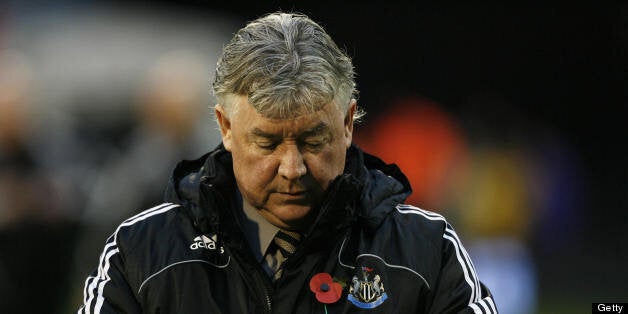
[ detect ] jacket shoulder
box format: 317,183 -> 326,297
362,204 -> 458,288
114,203 -> 185,248
107,203 -> 200,290
80,203 -> 187,311
392,204 -> 449,237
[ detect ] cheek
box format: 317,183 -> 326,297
233,152 -> 276,192
307,148 -> 346,188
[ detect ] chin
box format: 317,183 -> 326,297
269,204 -> 316,229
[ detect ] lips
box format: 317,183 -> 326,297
279,191 -> 306,196
275,191 -> 310,203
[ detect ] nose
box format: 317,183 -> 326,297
278,144 -> 307,180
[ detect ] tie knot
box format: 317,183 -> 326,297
273,230 -> 302,256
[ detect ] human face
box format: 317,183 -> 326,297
215,95 -> 356,231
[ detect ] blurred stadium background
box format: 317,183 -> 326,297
0,1 -> 626,313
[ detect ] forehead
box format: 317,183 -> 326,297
231,96 -> 343,135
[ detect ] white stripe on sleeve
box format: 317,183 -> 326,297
469,303 -> 484,314
396,204 -> 482,304
81,203 -> 178,314
479,299 -> 492,314
486,296 -> 498,313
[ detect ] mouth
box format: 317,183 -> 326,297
277,191 -> 307,196
275,190 -> 310,203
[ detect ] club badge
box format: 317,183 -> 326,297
348,266 -> 388,309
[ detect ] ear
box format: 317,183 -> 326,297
343,99 -> 357,148
215,105 -> 233,151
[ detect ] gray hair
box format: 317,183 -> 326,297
212,12 -> 364,120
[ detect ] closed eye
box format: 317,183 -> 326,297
301,136 -> 329,151
304,141 -> 323,148
257,141 -> 279,150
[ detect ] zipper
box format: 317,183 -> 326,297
263,285 -> 272,313
253,265 -> 273,313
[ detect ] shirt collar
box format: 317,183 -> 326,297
242,198 -> 279,262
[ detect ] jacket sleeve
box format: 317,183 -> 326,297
427,223 -> 498,314
77,235 -> 142,314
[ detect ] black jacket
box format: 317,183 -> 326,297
79,145 -> 497,313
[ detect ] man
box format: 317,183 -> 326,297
79,12 -> 497,313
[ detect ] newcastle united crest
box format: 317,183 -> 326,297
348,266 -> 388,309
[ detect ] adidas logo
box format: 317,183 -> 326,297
190,234 -> 224,253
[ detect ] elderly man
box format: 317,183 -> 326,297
79,12 -> 497,314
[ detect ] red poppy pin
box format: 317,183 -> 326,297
309,273 -> 343,304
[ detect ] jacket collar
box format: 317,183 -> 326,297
164,144 -> 412,243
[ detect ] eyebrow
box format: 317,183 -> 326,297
249,122 -> 331,139
300,122 -> 331,137
250,128 -> 280,139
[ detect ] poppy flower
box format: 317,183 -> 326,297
309,273 -> 343,304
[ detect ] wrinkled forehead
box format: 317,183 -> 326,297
226,93 -> 341,120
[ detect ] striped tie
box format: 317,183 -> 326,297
263,230 -> 302,280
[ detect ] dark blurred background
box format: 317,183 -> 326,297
0,1 -> 625,313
